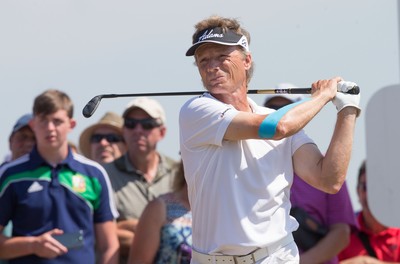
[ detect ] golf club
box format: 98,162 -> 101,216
82,85 -> 360,118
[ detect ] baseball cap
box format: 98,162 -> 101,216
11,113 -> 33,136
123,97 -> 166,124
186,27 -> 249,56
263,83 -> 307,107
79,112 -> 124,158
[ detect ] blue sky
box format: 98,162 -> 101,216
1,0 -> 399,211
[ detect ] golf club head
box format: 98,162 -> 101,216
82,95 -> 103,118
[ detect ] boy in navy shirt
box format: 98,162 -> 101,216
0,89 -> 119,263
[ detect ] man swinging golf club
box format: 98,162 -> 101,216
179,15 -> 361,263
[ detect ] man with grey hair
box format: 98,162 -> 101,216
180,15 -> 361,263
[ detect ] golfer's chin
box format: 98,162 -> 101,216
205,84 -> 229,95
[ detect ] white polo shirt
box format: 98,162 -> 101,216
179,93 -> 314,256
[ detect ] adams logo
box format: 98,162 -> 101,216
198,29 -> 223,41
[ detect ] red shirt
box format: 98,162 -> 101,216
338,213 -> 400,261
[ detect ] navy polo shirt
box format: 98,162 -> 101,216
0,146 -> 118,264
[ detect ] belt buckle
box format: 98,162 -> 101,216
234,253 -> 255,264
251,252 -> 256,262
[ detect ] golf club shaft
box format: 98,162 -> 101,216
82,86 -> 360,118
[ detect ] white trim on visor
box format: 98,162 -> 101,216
186,27 -> 250,56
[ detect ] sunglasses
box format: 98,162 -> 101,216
124,118 -> 161,130
90,134 -> 123,143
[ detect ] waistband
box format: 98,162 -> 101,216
192,234 -> 294,264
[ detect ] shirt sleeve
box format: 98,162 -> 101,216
327,181 -> 357,228
290,129 -> 315,155
93,166 -> 119,223
0,166 -> 14,227
0,184 -> 13,227
180,95 -> 238,149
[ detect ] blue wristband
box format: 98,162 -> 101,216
258,98 -> 311,138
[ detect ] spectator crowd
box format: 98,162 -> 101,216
1,14 -> 399,264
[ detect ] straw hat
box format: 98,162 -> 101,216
79,112 -> 123,158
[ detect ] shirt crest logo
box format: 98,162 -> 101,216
72,175 -> 86,193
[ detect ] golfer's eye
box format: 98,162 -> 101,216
219,55 -> 228,61
198,58 -> 209,68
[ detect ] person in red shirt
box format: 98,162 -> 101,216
339,161 -> 400,263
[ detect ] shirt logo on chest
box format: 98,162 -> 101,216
27,181 -> 44,193
72,175 -> 86,193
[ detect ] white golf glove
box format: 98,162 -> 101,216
333,81 -> 361,117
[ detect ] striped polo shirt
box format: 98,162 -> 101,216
0,146 -> 118,264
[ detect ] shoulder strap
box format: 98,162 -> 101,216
357,231 -> 377,258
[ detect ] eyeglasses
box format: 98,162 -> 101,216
90,134 -> 123,143
124,118 -> 161,130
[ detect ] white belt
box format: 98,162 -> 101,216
192,234 -> 293,264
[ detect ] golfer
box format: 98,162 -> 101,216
179,15 -> 361,263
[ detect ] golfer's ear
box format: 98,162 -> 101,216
244,53 -> 252,70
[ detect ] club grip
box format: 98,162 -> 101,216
271,85 -> 360,95
345,86 -> 360,94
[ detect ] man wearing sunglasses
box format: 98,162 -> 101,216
79,112 -> 127,164
103,97 -> 178,263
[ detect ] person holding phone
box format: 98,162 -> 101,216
0,89 -> 119,264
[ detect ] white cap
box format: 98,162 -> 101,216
123,97 -> 166,124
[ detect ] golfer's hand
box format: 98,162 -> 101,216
333,81 -> 361,117
32,229 -> 68,259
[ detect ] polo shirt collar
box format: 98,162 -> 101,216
28,145 -> 76,170
122,152 -> 171,180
